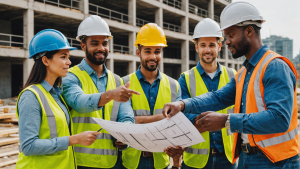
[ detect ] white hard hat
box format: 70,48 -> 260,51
76,15 -> 112,42
220,1 -> 265,31
193,18 -> 224,43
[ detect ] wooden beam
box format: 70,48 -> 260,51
0,128 -> 18,137
0,150 -> 19,158
0,159 -> 18,168
0,138 -> 19,146
0,113 -> 16,120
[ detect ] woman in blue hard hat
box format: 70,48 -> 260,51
15,29 -> 101,169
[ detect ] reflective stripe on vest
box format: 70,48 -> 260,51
74,147 -> 117,155
257,127 -> 298,148
237,67 -> 246,84
253,53 -> 275,112
111,74 -> 121,121
185,147 -> 208,155
31,85 -> 58,139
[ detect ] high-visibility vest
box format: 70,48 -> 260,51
121,72 -> 179,169
69,65 -> 122,168
15,84 -> 76,169
182,65 -> 236,168
233,50 -> 299,163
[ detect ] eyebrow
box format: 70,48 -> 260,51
225,31 -> 232,35
90,40 -> 99,42
144,48 -> 152,50
60,53 -> 68,55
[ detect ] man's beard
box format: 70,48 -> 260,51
86,46 -> 108,65
229,33 -> 251,59
141,55 -> 159,72
201,52 -> 216,64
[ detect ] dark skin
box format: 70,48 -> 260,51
163,25 -> 264,154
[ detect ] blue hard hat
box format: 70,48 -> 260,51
29,29 -> 77,59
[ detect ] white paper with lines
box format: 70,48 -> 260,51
92,112 -> 205,152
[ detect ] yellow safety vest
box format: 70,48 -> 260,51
182,65 -> 236,168
69,65 -> 122,168
15,84 -> 76,169
121,72 -> 179,169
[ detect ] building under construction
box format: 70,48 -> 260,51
0,0 -> 244,99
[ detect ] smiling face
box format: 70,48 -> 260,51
137,46 -> 162,72
224,26 -> 251,59
81,35 -> 109,65
195,37 -> 222,64
43,49 -> 71,77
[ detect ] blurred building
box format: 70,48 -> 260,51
0,0 -> 244,99
262,35 -> 293,61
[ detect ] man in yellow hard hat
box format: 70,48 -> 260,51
120,23 -> 182,169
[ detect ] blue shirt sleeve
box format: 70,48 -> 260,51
182,76 -> 236,114
176,84 -> 182,101
18,91 -> 69,156
62,72 -> 103,113
117,99 -> 135,124
230,59 -> 296,134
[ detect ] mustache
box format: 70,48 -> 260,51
228,44 -> 236,48
94,51 -> 107,55
146,60 -> 158,63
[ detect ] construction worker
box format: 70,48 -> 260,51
16,29 -> 100,169
163,1 -> 299,169
62,15 -> 139,169
120,23 -> 181,169
167,18 -> 237,169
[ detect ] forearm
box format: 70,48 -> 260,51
21,137 -> 69,156
182,78 -> 236,114
98,90 -> 113,107
135,114 -> 164,124
230,109 -> 290,134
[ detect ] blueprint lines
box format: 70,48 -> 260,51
92,112 -> 205,152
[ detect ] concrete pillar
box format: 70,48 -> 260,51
109,37 -> 114,53
128,0 -> 136,26
106,58 -> 114,73
23,6 -> 34,85
181,16 -> 189,35
181,40 -> 189,72
208,0 -> 214,20
128,60 -> 136,73
159,51 -> 164,73
129,32 -> 136,55
79,0 -> 89,18
181,0 -> 189,12
155,8 -> 163,27
225,45 -> 229,67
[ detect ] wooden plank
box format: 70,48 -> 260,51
0,113 -> 16,120
0,128 -> 19,137
0,123 -> 14,127
0,138 -> 19,146
0,150 -> 19,158
0,159 -> 17,167
0,118 -> 19,123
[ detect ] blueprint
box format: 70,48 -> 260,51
92,112 -> 205,152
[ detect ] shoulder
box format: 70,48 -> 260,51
264,58 -> 296,83
18,90 -> 40,111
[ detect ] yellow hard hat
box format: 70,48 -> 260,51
135,23 -> 167,47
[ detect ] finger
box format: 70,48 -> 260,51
125,88 -> 140,95
196,112 -> 211,125
195,112 -> 210,124
167,108 -> 179,120
120,92 -> 131,98
125,81 -> 130,88
162,104 -> 170,119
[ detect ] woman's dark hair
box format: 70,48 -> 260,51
23,50 -> 60,90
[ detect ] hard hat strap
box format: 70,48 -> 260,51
34,51 -> 47,61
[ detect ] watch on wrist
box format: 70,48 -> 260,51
225,114 -> 230,129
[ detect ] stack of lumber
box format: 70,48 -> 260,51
0,98 -> 19,169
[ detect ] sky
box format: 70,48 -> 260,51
231,0 -> 300,58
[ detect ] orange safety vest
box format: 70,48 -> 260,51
232,50 -> 299,163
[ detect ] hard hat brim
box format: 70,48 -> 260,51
193,35 -> 224,42
28,46 -> 77,59
76,34 -> 113,42
134,43 -> 167,48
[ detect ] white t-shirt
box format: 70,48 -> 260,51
241,133 -> 249,144
207,70 -> 217,79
